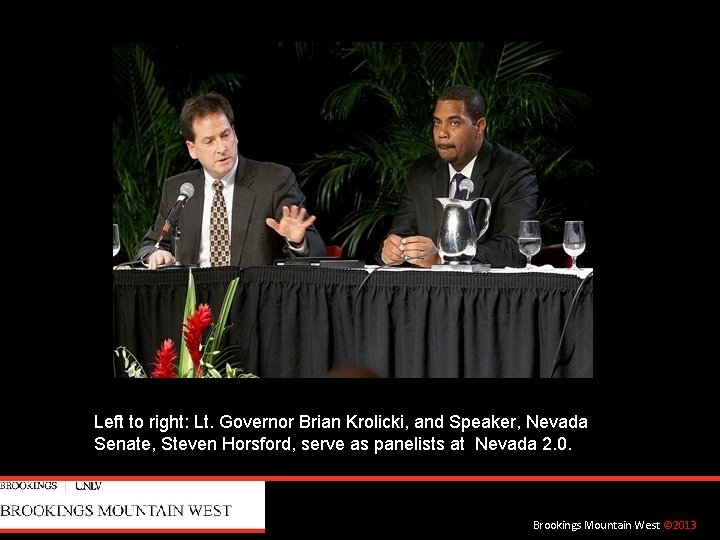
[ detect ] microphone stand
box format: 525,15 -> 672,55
165,222 -> 197,269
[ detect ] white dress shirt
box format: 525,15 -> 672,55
198,159 -> 239,268
448,156 -> 478,198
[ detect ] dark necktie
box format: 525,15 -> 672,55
210,180 -> 231,267
452,172 -> 466,199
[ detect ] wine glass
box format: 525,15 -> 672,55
518,220 -> 541,268
113,224 -> 121,257
563,221 -> 586,270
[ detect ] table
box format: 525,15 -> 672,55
112,266 -> 593,378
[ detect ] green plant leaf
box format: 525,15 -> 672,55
202,277 -> 239,365
115,346 -> 147,378
177,270 -> 197,378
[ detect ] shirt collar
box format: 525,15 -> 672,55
204,156 -> 239,189
448,155 -> 478,184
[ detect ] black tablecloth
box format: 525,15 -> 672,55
113,267 -> 593,378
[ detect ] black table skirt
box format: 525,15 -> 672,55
113,266 -> 593,378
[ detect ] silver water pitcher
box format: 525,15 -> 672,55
435,196 -> 491,264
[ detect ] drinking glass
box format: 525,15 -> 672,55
113,224 -> 121,257
518,220 -> 541,268
563,221 -> 586,270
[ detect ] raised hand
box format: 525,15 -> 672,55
265,205 -> 317,244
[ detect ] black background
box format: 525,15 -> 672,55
9,378 -> 718,476
3,375 -> 718,535
19,39 -> 707,536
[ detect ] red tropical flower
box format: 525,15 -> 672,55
151,339 -> 178,378
183,303 -> 213,376
118,277 -> 254,379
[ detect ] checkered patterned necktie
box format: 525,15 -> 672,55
210,180 -> 231,267
452,172 -> 466,198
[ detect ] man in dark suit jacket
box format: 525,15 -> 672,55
381,85 -> 537,268
137,92 -> 325,269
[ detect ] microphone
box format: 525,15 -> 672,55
458,178 -> 475,200
153,182 -> 195,249
166,182 -> 195,226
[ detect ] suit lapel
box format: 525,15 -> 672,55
470,139 -> 492,196
432,159 -> 450,225
470,140 -> 493,225
179,171 -> 205,263
230,157 -> 254,266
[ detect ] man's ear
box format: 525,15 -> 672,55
186,140 -> 197,160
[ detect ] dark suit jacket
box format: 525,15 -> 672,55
388,139 -> 538,268
138,156 -> 326,266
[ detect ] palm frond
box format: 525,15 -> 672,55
332,201 -> 399,256
496,42 -> 562,82
190,72 -> 244,96
322,83 -> 368,121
